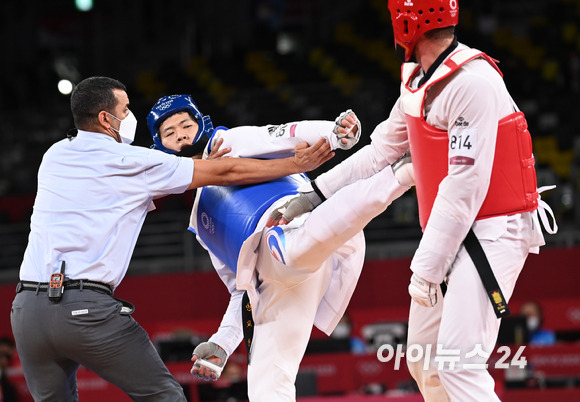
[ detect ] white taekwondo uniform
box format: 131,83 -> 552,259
311,43 -> 557,401
188,121 -> 409,401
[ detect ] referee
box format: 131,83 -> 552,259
10,76 -> 331,401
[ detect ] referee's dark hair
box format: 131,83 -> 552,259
71,76 -> 126,130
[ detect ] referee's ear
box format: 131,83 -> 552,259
97,110 -> 112,130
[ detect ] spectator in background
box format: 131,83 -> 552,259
330,314 -> 368,354
519,301 -> 556,346
198,358 -> 247,402
0,337 -> 18,402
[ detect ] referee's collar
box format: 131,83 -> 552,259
75,129 -> 118,142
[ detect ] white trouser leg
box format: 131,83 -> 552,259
438,225 -> 529,401
246,167 -> 408,400
274,167 -> 408,271
408,214 -> 533,401
436,249 -> 501,402
407,286 -> 450,402
247,255 -> 333,402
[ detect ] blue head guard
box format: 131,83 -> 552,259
147,95 -> 214,154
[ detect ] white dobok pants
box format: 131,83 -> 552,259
247,167 -> 408,401
407,211 -> 543,402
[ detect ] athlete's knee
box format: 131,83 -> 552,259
406,353 -> 425,381
406,352 -> 440,389
408,360 -> 451,402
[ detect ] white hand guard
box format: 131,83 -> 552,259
191,342 -> 228,380
268,191 -> 323,224
408,273 -> 437,307
391,149 -> 414,187
333,109 -> 361,150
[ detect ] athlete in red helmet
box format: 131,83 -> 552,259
271,0 -> 557,400
389,0 -> 459,63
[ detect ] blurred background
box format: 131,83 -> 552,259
0,0 -> 580,401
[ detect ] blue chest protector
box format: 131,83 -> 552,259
193,174 -> 309,273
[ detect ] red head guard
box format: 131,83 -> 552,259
388,0 -> 459,62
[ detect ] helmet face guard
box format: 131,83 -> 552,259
388,0 -> 459,62
147,95 -> 214,154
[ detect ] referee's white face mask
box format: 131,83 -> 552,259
108,111 -> 138,144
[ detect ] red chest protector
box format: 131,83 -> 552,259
401,49 -> 538,229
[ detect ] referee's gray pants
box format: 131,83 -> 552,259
11,288 -> 187,402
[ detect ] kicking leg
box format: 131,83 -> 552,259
272,166 -> 408,270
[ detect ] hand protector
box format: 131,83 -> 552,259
191,342 -> 228,380
267,190 -> 323,226
333,109 -> 361,150
391,149 -> 415,187
408,273 -> 437,307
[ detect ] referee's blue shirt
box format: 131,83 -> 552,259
19,130 -> 194,288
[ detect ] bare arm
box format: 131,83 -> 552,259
187,138 -> 333,189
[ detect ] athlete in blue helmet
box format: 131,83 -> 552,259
147,95 -> 410,401
11,77 -> 336,402
148,95 -> 214,155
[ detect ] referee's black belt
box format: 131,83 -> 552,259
16,280 -> 113,296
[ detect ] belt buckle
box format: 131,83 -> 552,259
15,282 -> 23,293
